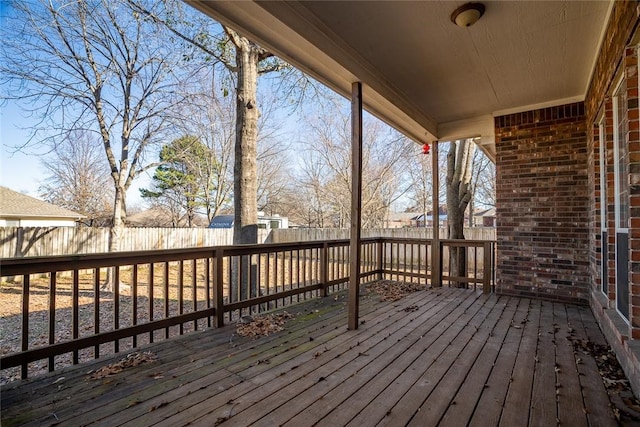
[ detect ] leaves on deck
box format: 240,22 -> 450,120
570,338 -> 640,422
369,280 -> 425,302
235,312 -> 294,338
88,351 -> 157,380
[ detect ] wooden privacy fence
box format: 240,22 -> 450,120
0,226 -> 495,258
0,227 -> 269,258
0,237 -> 494,381
267,227 -> 496,243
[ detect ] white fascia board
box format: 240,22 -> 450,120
438,115 -> 496,162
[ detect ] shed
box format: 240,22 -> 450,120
208,215 -> 234,229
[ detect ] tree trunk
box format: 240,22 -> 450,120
233,43 -> 259,246
446,139 -> 475,287
104,185 -> 126,290
231,38 -> 260,302
109,185 -> 126,250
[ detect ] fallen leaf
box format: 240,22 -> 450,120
236,312 -> 294,338
89,351 -> 156,380
369,280 -> 424,302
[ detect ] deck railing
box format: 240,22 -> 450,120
0,237 -> 494,381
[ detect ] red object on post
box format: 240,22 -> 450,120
422,143 -> 430,155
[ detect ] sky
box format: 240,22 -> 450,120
0,100 -> 152,206
0,104 -> 46,197
0,1 -> 44,197
0,0 -> 154,206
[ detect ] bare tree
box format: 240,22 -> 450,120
295,95 -> 411,228
1,0 -> 189,262
446,139 -> 475,285
128,0 -> 317,303
472,151 -> 496,209
127,0 -> 294,245
177,70 -> 235,221
256,92 -> 292,215
404,150 -> 433,223
446,139 -> 475,237
289,156 -> 331,228
465,147 -> 495,227
172,68 -> 291,222
38,131 -> 113,226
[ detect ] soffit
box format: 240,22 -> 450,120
186,1 -> 612,162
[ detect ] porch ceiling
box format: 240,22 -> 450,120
186,1 -> 613,161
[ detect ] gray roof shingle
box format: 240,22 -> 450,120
0,186 -> 85,219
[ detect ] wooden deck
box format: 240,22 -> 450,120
1,287 -> 622,426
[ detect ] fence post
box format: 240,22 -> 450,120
483,241 -> 492,294
214,248 -> 225,327
320,242 -> 328,297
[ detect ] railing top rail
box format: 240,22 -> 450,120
0,238 -> 357,276
441,239 -> 497,245
0,236 -> 494,277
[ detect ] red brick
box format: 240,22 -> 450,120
496,102 -> 588,303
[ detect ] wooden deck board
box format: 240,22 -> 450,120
373,293 -> 500,426
529,300 -> 559,426
467,298 -> 531,426
110,292 -> 401,427
438,297 -> 525,426
404,295 -> 511,426
210,290 -> 476,427
0,288 -> 626,427
553,303 -> 588,427
499,299 -> 542,426
281,289 -> 482,427
567,304 -> 617,426
14,294 -> 364,427
347,291 -> 493,426
3,295 -> 353,419
150,290 -> 445,427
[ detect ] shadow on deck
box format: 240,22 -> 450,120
1,287 -> 635,426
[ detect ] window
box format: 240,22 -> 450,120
613,80 -> 629,231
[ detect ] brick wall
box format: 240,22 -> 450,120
583,1 -> 640,396
495,102 -> 589,303
585,0 -> 640,339
585,1 -> 638,121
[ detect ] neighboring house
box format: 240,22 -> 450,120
0,186 -> 85,227
411,208 -> 495,228
411,207 -> 448,228
411,213 -> 448,228
260,214 -> 288,230
126,207 -> 209,228
382,212 -> 418,228
209,213 -> 289,230
472,208 -> 496,227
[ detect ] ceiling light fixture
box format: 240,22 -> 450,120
451,2 -> 485,28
